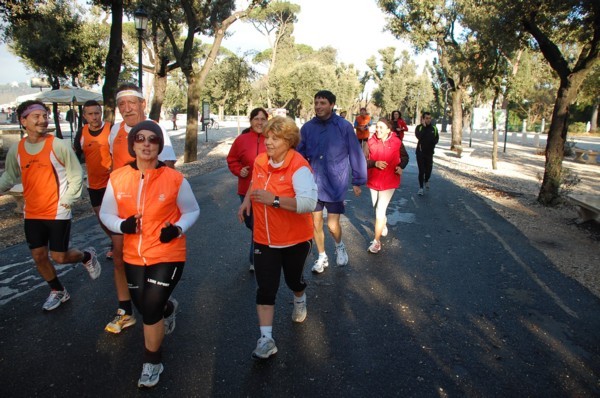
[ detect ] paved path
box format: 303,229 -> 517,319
0,135 -> 599,397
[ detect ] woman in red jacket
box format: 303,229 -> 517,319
364,118 -> 409,253
238,116 -> 317,360
391,110 -> 408,141
227,108 -> 268,271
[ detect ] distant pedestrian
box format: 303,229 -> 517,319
170,109 -> 178,130
100,120 -> 199,388
238,116 -> 317,360
391,110 -> 408,141
354,107 -> 372,147
297,90 -> 367,272
226,107 -> 268,272
415,112 -> 439,196
364,118 -> 409,253
0,100 -> 101,311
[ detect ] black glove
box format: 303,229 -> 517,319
120,215 -> 138,234
160,224 -> 180,243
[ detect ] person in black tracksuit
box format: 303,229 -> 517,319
415,112 -> 439,195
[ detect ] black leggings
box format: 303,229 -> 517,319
254,241 -> 311,305
124,262 -> 184,325
416,151 -> 434,188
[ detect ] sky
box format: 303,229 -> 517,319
0,0 -> 425,85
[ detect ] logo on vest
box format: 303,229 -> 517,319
158,193 -> 166,202
116,192 -> 132,200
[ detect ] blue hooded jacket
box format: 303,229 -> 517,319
297,114 -> 367,202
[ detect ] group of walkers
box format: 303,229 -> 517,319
227,90 -> 440,361
0,85 -> 440,389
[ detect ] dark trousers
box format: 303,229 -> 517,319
239,195 -> 254,264
416,151 -> 434,188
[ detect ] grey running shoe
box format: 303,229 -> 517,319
425,181 -> 430,190
82,247 -> 101,280
249,263 -> 255,272
418,188 -> 424,196
335,242 -> 349,266
42,289 -> 70,311
292,301 -> 307,323
137,362 -> 164,388
311,256 -> 328,273
164,298 -> 179,335
252,336 -> 278,360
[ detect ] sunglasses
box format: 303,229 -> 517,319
134,134 -> 160,144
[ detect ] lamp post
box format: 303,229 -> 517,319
133,6 -> 148,90
441,82 -> 451,133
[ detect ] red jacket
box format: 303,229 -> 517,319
394,118 -> 408,141
251,150 -> 314,246
366,133 -> 409,191
227,130 -> 266,195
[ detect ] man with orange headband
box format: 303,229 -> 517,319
0,100 -> 101,311
101,84 -> 177,335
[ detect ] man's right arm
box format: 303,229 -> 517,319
0,144 -> 20,193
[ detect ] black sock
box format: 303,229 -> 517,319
82,251 -> 91,264
47,277 -> 64,291
143,347 -> 162,364
119,300 -> 133,315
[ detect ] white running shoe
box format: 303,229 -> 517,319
249,263 -> 255,272
368,240 -> 381,254
164,298 -> 179,335
418,188 -> 424,196
425,181 -> 430,190
292,301 -> 307,323
252,336 -> 278,359
335,242 -> 349,266
311,256 -> 328,274
138,362 -> 164,388
82,247 -> 101,280
42,289 -> 70,311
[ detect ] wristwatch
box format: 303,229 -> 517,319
272,196 -> 280,208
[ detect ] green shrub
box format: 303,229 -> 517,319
569,122 -> 587,133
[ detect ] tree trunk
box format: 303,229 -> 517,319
537,81 -> 573,205
491,87 -> 500,170
183,69 -> 200,163
149,57 -> 169,122
101,0 -> 123,124
451,87 -> 463,149
591,99 -> 599,132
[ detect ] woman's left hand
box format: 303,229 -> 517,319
395,166 -> 403,175
249,189 -> 275,206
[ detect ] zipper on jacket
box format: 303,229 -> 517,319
136,171 -> 148,264
263,172 -> 272,245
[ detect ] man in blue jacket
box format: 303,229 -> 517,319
298,90 -> 367,273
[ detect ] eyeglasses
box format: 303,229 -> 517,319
134,134 -> 160,144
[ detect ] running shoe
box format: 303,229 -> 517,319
311,256 -> 328,274
105,250 -> 113,259
105,309 -> 137,334
335,242 -> 349,266
164,298 -> 179,335
252,337 -> 278,360
381,224 -> 388,237
368,240 -> 381,254
292,301 -> 307,323
425,181 -> 430,190
249,263 -> 255,272
42,289 -> 70,311
418,188 -> 424,196
138,362 -> 164,388
82,247 -> 101,280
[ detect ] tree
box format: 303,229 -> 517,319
482,0 -> 600,205
247,1 -> 300,109
151,0 -> 267,163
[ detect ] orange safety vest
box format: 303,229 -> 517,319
111,122 -> 135,170
109,164 -> 186,266
17,135 -> 69,220
355,114 -> 371,140
251,150 -> 314,246
81,123 -> 112,189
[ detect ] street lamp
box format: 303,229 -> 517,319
441,82 -> 451,133
133,6 -> 148,90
